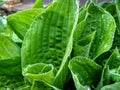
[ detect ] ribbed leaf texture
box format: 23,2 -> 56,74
7,8 -> 43,39
21,0 -> 79,89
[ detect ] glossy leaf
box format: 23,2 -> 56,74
74,5 -> 88,42
17,86 -> 31,90
31,81 -> 60,90
21,0 -> 79,89
69,56 -> 101,90
0,75 -> 24,90
0,35 -> 22,89
107,48 -> 120,69
116,0 -> 120,31
0,35 -> 20,59
7,8 -> 44,40
101,2 -> 119,32
101,82 -> 120,90
97,48 -> 120,90
109,68 -> 120,82
73,5 -> 95,58
73,31 -> 95,57
0,57 -> 21,75
80,2 -> 116,59
23,63 -> 55,84
32,0 -> 43,8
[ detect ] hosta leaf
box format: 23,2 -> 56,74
68,56 -> 101,90
101,82 -> 120,90
0,57 -> 21,75
23,63 -> 55,84
0,35 -> 22,89
96,65 -> 110,90
78,5 -> 88,23
101,2 -> 116,17
73,19 -> 86,42
73,5 -> 94,58
109,68 -> 120,82
32,0 -> 43,8
112,30 -> 120,51
73,31 -> 95,57
107,48 -> 120,69
7,8 -> 44,40
0,75 -> 24,90
101,2 -> 119,28
116,0 -> 120,31
31,81 -> 60,90
97,48 -> 120,90
79,2 -> 116,59
21,0 -> 79,89
11,33 -> 22,47
17,86 -> 31,90
74,5 -> 88,42
0,35 -> 20,59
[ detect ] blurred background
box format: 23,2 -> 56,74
0,0 -> 114,34
0,0 -> 113,16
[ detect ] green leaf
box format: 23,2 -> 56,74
96,65 -> 110,90
79,2 -> 116,59
109,68 -> 120,82
74,5 -> 88,42
107,48 -> 120,69
7,8 -> 44,40
0,35 -> 23,89
17,86 -> 31,90
73,31 -> 95,57
74,19 -> 86,42
17,85 -> 31,90
116,0 -> 120,31
101,82 -> 120,90
21,0 -> 79,89
0,57 -> 21,75
32,0 -> 43,8
0,35 -> 20,59
101,2 -> 119,31
11,33 -> 22,47
68,56 -> 101,90
78,5 -> 88,23
31,81 -> 60,90
23,63 -> 55,84
101,2 -> 116,16
0,75 -> 24,90
97,48 -> 120,90
73,5 -> 95,58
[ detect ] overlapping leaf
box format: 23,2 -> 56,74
32,0 -> 43,8
69,56 -> 101,90
101,82 -> 120,90
7,8 -> 44,39
0,35 -> 23,89
21,0 -> 79,89
116,0 -> 120,31
97,48 -> 120,90
74,2 -> 116,59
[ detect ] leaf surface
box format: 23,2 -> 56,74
32,0 -> 43,8
21,0 -> 79,89
101,82 -> 120,90
69,56 -> 101,90
97,48 -> 120,90
116,0 -> 120,31
77,2 -> 116,59
7,8 -> 44,39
